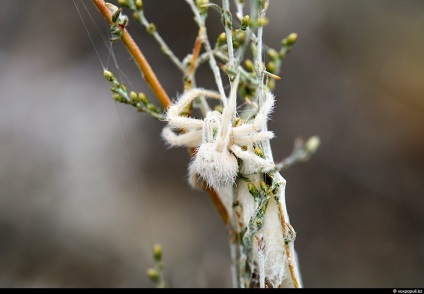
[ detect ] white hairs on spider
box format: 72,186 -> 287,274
161,77 -> 276,189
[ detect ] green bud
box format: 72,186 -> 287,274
146,268 -> 159,281
147,23 -> 156,35
241,15 -> 250,31
266,61 -> 276,74
282,33 -> 298,47
259,181 -> 269,192
247,182 -> 260,200
196,0 -> 209,13
103,70 -> 115,82
244,59 -> 254,72
287,33 -> 298,45
305,136 -> 320,154
251,43 -> 257,59
111,86 -> 119,93
153,244 -> 163,261
257,17 -> 269,27
217,32 -> 226,46
267,49 -> 279,60
233,30 -> 246,44
135,0 -> 143,10
147,104 -> 159,113
254,147 -> 265,158
112,93 -> 121,101
118,0 -> 129,8
138,93 -> 149,105
130,91 -> 138,101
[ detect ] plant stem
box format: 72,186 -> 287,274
186,0 -> 227,105
234,0 -> 245,21
92,0 -> 171,108
250,0 -> 301,288
187,28 -> 212,117
134,10 -> 185,72
187,28 -> 203,81
222,0 -> 236,73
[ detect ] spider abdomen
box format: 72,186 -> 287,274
190,142 -> 238,189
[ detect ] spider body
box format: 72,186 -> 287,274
162,85 -> 276,189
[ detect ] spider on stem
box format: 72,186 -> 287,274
161,76 -> 277,189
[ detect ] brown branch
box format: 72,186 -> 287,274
184,27 -> 203,91
189,28 -> 203,77
92,0 -> 171,108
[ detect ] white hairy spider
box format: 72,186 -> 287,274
162,77 -> 276,189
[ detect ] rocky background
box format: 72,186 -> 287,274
0,0 -> 423,287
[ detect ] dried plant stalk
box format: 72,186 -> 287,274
93,0 -> 320,288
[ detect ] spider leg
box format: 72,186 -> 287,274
167,116 -> 204,130
167,88 -> 222,118
161,127 -> 202,148
166,88 -> 222,130
230,145 -> 276,174
228,91 -> 275,136
252,91 -> 275,130
232,130 -> 274,145
215,74 -> 240,152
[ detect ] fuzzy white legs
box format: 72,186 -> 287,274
167,89 -> 221,118
166,88 -> 222,130
161,127 -> 202,148
254,91 -> 275,130
232,130 -> 275,145
230,145 -> 276,174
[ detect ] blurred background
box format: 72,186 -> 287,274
0,0 -> 423,288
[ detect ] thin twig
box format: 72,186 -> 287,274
185,27 -> 204,91
188,28 -> 203,78
92,0 -> 171,108
222,0 -> 236,72
186,27 -> 212,117
234,0 -> 245,21
254,1 -> 266,106
134,10 -> 185,72
186,0 -> 227,105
